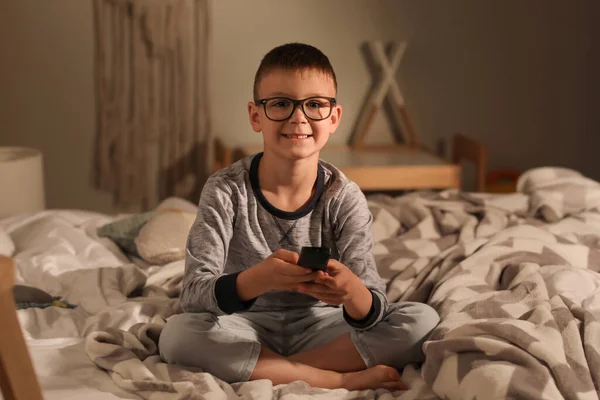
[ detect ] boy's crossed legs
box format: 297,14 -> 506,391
159,302 -> 439,391
251,334 -> 403,391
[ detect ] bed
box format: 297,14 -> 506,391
1,166 -> 599,400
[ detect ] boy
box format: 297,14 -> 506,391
159,43 -> 439,391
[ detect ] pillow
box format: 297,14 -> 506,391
97,196 -> 198,264
97,211 -> 159,256
0,227 -> 15,256
157,196 -> 198,214
135,211 -> 196,265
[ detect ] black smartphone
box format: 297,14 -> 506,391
298,247 -> 331,272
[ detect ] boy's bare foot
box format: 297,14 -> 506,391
340,365 -> 407,391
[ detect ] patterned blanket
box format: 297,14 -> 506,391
86,167 -> 600,399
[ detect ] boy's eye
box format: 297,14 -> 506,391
269,99 -> 292,108
306,100 -> 328,109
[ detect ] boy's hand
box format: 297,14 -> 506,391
258,249 -> 321,292
296,259 -> 364,306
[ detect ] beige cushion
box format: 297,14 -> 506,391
135,211 -> 196,265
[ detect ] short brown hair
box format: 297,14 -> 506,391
253,43 -> 337,101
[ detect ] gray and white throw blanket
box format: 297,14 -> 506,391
86,167 -> 600,400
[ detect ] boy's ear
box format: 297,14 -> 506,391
329,104 -> 342,134
248,101 -> 262,133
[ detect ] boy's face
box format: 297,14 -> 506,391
248,68 -> 342,161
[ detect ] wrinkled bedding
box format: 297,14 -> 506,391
2,167 -> 600,399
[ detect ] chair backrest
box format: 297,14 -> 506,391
452,133 -> 488,192
212,138 -> 232,174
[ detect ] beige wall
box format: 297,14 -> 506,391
1,0 -> 598,212
0,0 -> 113,212
381,1 -> 599,185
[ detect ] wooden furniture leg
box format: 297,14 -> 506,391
0,256 -> 43,400
452,133 -> 488,192
353,104 -> 379,148
397,106 -> 419,146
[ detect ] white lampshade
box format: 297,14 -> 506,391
0,147 -> 46,218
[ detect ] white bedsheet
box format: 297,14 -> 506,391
1,210 -> 178,399
1,338 -> 138,400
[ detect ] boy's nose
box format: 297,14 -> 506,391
288,105 -> 308,124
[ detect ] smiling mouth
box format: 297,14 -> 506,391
281,134 -> 312,139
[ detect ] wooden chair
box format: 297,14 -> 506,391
0,256 -> 44,400
452,133 -> 488,192
212,138 -> 232,174
212,138 -> 250,175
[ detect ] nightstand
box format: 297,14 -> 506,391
213,133 -> 487,192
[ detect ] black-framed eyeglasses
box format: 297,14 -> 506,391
255,96 -> 337,121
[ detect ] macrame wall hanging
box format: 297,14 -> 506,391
92,0 -> 210,210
